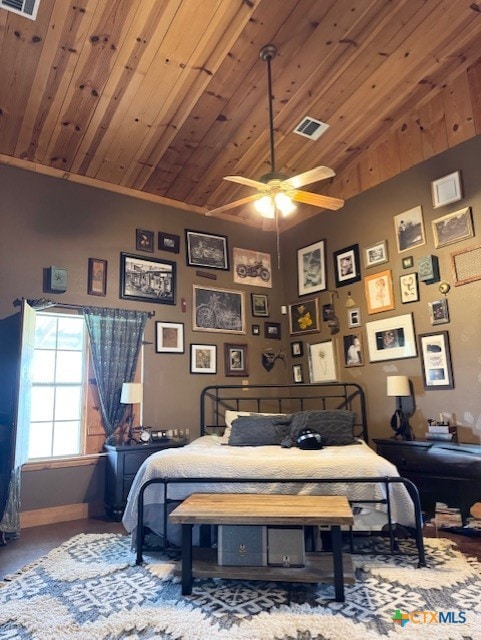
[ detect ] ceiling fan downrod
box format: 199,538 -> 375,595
260,44 -> 278,177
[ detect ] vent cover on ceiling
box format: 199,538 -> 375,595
293,117 -> 329,141
0,0 -> 40,20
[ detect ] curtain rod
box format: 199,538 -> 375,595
14,298 -> 156,318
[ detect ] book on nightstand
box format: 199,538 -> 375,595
425,423 -> 457,441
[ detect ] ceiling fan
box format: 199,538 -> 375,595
207,44 -> 344,220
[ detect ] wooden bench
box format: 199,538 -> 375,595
169,492 -> 355,601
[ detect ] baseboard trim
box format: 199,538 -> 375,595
20,502 -> 105,528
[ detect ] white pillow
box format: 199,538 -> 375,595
221,410 -> 287,443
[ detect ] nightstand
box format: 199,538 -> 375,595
374,438 -> 481,518
104,438 -> 187,520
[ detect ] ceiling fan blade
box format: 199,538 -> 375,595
291,189 -> 344,211
282,166 -> 335,189
206,193 -> 261,216
224,175 -> 267,190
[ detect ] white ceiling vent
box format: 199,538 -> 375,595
0,0 -> 40,20
293,117 -> 329,141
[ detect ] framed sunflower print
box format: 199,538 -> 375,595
288,298 -> 321,336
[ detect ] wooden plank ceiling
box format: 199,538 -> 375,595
1,0 -> 481,230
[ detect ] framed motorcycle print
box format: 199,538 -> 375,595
185,230 -> 229,270
233,247 -> 272,288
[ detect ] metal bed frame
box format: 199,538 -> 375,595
134,383 -> 426,567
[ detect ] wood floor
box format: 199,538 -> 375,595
1,517 -> 480,579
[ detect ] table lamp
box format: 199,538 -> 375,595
387,375 -> 413,440
121,382 -> 143,444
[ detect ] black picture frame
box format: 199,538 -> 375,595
158,231 -> 180,254
185,229 -> 229,270
418,330 -> 454,390
251,293 -> 269,317
155,321 -> 184,353
120,252 -> 176,305
291,341 -> 304,357
136,228 -> 154,253
333,244 -> 361,288
288,298 -> 321,336
264,321 -> 281,339
224,343 -> 249,376
297,239 -> 327,296
190,344 -> 217,374
87,258 -> 107,297
292,364 -> 304,383
252,324 -> 260,336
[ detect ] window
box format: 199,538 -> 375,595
29,313 -> 86,459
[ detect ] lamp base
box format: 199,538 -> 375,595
390,409 -> 414,441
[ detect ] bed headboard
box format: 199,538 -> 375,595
200,382 -> 368,441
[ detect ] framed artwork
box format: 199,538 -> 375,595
158,231 -> 180,254
297,239 -> 327,296
193,285 -> 245,334
365,313 -> 417,362
190,344 -> 216,374
364,269 -> 395,314
364,240 -> 388,269
291,341 -> 304,358
185,230 -> 229,270
87,258 -> 107,296
333,244 -> 361,288
429,299 -> 450,325
402,255 -> 414,269
224,343 -> 248,376
322,303 -> 335,322
251,293 -> 269,317
252,324 -> 260,336
399,272 -> 419,304
136,228 -> 154,252
47,266 -> 68,292
264,321 -> 281,339
233,247 -> 272,288
394,206 -> 426,253
343,333 -> 364,367
450,244 -> 481,286
431,171 -> 462,209
308,340 -> 337,383
288,298 -> 321,336
155,321 -> 184,353
120,253 -> 176,305
347,307 -> 361,328
418,331 -> 454,389
292,364 -> 304,384
432,207 -> 473,248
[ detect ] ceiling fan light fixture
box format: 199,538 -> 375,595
255,195 -> 275,218
275,192 -> 296,216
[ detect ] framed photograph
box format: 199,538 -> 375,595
402,255 -> 414,269
136,228 -> 154,252
333,244 -> 361,288
190,344 -> 216,374
185,229 -> 228,270
297,239 -> 327,296
347,307 -> 361,328
451,244 -> 481,286
120,253 -> 176,305
322,303 -> 335,322
429,299 -> 450,325
264,321 -> 281,339
252,324 -> 260,336
292,364 -> 304,384
193,285 -> 245,334
394,206 -> 426,253
364,269 -> 395,314
365,313 -> 417,362
251,293 -> 269,317
432,207 -> 473,248
291,341 -> 304,358
399,272 -> 419,304
87,258 -> 107,296
155,321 -> 184,353
233,247 -> 272,288
308,340 -> 337,383
431,171 -> 462,209
288,298 -> 321,336
364,240 -> 388,269
224,343 -> 248,376
418,331 -> 454,389
158,231 -> 180,254
343,333 -> 364,367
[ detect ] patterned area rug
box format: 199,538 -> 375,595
1,533 -> 480,639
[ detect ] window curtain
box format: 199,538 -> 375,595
83,308 -> 148,444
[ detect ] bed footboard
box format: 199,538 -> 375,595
135,476 -> 426,568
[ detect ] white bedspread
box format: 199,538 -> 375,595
122,436 -> 416,539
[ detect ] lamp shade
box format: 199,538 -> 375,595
120,382 -> 143,404
387,375 -> 410,397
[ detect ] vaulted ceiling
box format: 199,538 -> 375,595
1,0 -> 481,230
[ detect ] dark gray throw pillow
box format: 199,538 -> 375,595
288,410 -> 356,446
228,415 -> 291,446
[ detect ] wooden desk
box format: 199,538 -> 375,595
169,493 -> 354,601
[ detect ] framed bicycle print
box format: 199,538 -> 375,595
193,285 -> 245,334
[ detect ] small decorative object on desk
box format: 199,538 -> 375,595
425,418 -> 457,441
433,502 -> 463,529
